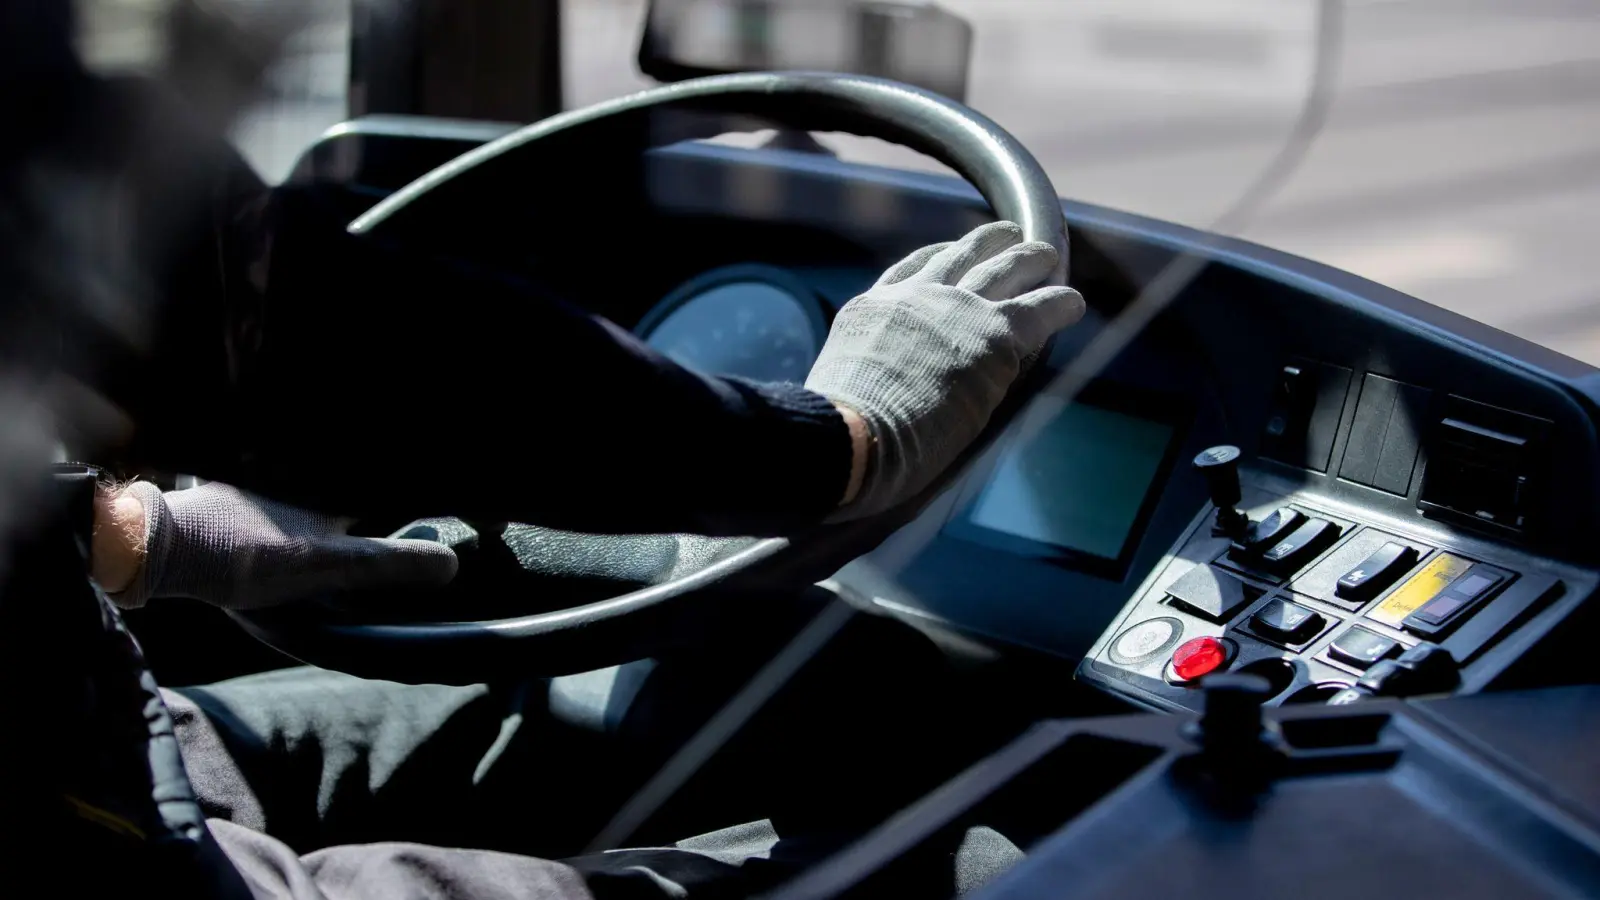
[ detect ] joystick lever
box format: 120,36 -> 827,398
1193,445 -> 1250,537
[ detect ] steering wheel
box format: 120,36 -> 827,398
232,72 -> 1069,684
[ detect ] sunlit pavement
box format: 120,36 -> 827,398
81,0 -> 1600,366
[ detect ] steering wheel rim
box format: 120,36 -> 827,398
232,72 -> 1069,684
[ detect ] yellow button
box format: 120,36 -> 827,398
1369,553 -> 1473,626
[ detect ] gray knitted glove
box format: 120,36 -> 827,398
806,221 -> 1085,520
109,481 -> 459,610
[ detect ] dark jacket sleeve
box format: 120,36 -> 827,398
130,170 -> 851,536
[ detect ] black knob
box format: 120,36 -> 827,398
1198,672 -> 1273,748
1183,673 -> 1283,803
1193,445 -> 1248,535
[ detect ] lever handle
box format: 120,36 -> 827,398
1193,445 -> 1248,535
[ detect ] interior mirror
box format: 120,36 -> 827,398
638,0 -> 973,102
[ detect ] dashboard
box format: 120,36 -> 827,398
291,118 -> 1600,711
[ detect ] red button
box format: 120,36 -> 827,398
1172,637 -> 1231,681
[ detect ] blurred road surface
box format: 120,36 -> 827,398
79,0 -> 1600,366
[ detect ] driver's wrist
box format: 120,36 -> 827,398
92,483 -> 147,594
834,402 -> 872,508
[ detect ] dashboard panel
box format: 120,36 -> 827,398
289,118 -> 1600,710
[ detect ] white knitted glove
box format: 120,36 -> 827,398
806,221 -> 1085,519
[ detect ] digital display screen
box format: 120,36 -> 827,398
950,390 -> 1181,574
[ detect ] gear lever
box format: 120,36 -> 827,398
1194,445 -> 1250,537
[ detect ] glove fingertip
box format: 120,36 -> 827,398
977,219 -> 1025,241
967,220 -> 1026,258
1022,285 -> 1088,330
400,539 -> 461,584
958,240 -> 1061,299
920,221 -> 1027,285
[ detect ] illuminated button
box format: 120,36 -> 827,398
1170,636 -> 1233,683
1109,617 -> 1183,665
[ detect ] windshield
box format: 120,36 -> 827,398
79,0 -> 1598,366
568,0 -> 1600,369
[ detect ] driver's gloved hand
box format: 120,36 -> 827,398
806,221 -> 1085,520
108,481 -> 458,610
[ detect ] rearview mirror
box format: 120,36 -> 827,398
638,0 -> 973,102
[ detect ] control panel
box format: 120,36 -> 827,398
1079,444 -> 1590,711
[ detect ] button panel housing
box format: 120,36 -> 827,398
1080,486 -> 1562,715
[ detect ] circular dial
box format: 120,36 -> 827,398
642,280 -> 823,384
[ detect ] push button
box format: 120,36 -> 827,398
1235,507 -> 1306,554
1411,594 -> 1465,624
1167,636 -> 1235,684
1356,643 -> 1458,696
1393,642 -> 1458,692
1335,541 -> 1420,602
1356,659 -> 1407,694
1108,617 -> 1184,665
1254,518 -> 1341,575
1447,570 -> 1503,602
1249,598 -> 1327,647
1328,626 -> 1401,670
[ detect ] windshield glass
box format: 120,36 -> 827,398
79,0 -> 1599,365
566,0 -> 1600,367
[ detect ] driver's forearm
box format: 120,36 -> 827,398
128,184 -> 861,535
